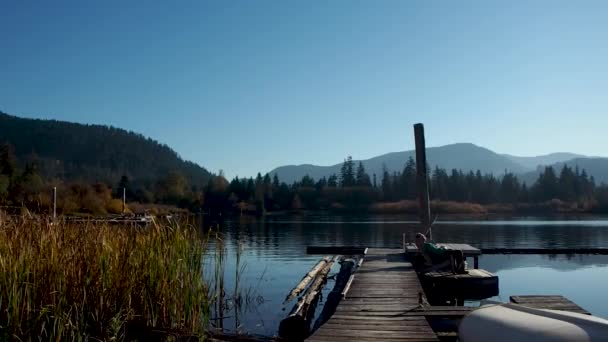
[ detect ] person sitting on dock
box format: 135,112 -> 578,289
415,233 -> 466,274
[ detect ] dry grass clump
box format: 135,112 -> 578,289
0,213 -> 211,341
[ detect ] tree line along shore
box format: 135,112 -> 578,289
2,143 -> 607,216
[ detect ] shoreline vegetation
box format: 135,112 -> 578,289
0,213 -> 255,341
369,198 -> 600,215
2,142 -> 608,217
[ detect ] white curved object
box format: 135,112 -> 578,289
459,303 -> 608,342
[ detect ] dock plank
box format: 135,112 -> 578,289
306,248 -> 439,341
510,295 -> 591,315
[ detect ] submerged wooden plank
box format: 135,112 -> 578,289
483,248 -> 608,255
425,268 -> 495,278
510,295 -> 591,315
307,246 -> 368,255
308,337 -> 438,342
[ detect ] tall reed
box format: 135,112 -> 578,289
0,213 -> 211,341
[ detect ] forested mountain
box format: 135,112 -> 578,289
520,158 -> 608,186
0,111 -> 212,186
270,144 -> 601,185
502,152 -> 587,170
271,143 -> 530,184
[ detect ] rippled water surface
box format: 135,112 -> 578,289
205,214 -> 608,336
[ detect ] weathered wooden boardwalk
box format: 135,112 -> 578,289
306,248 -> 438,341
510,295 -> 591,315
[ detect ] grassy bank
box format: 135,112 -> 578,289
368,199 -> 600,215
0,213 -> 212,341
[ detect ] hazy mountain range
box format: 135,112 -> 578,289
2,111 -> 605,188
269,143 -> 608,185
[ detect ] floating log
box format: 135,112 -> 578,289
306,246 -> 367,255
206,329 -> 278,341
283,256 -> 331,304
279,256 -> 336,340
313,259 -> 356,331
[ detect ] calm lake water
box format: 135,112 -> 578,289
205,214 -> 608,337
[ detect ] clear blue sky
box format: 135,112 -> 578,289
1,1 -> 607,179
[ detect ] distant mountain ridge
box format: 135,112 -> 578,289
269,143 -> 608,185
0,111 -> 212,186
519,157 -> 608,186
501,152 -> 587,170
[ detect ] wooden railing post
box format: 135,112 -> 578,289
414,123 -> 431,240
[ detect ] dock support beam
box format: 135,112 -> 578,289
414,123 -> 431,239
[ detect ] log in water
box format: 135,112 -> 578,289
279,256 -> 337,340
283,256 -> 331,304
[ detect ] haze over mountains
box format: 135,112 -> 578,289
270,143 -> 608,185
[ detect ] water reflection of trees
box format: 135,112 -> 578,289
217,214 -> 608,255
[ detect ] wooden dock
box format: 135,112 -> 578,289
510,295 -> 591,315
306,248 -> 439,341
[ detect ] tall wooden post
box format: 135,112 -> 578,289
414,123 -> 431,240
53,186 -> 57,220
122,187 -> 126,214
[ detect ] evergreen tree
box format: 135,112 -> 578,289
315,177 -> 327,191
580,169 -> 594,199
263,173 -> 271,186
254,173 -> 265,214
340,156 -> 355,187
500,173 -> 520,203
431,166 -> 449,200
519,183 -> 530,203
245,178 -> 255,200
327,174 -> 338,187
355,161 -> 371,187
263,173 -> 273,208
381,165 -> 392,201
0,143 -> 16,178
448,169 -> 465,201
533,166 -> 559,201
391,171 -> 400,200
300,175 -> 315,187
472,170 -> 484,202
400,157 -> 416,199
